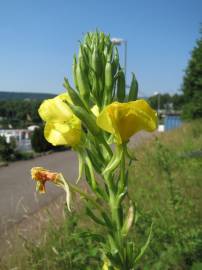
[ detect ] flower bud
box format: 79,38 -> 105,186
128,73 -> 138,101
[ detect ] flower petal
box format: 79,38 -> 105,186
44,122 -> 81,146
31,167 -> 61,193
39,93 -> 73,122
36,181 -> 46,193
91,105 -> 100,117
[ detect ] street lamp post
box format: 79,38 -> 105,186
111,38 -> 127,83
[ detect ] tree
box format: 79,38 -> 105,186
0,136 -> 16,161
172,94 -> 184,110
0,100 -> 42,128
148,93 -> 172,110
31,126 -> 53,153
181,28 -> 202,119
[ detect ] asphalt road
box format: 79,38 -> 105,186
0,131 -> 156,235
0,150 -> 78,234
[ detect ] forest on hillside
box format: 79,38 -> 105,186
0,91 -> 55,100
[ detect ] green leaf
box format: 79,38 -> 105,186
86,206 -> 105,226
134,222 -> 153,263
102,144 -> 123,175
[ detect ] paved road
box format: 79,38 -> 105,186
0,150 -> 78,234
0,131 -> 156,235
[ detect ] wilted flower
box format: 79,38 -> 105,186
31,167 -> 71,210
96,100 -> 157,144
31,167 -> 62,193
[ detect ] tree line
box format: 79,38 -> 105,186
0,100 -> 42,128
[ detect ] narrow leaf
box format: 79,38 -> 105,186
134,222 -> 153,263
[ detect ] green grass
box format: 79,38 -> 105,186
1,120 -> 202,270
129,120 -> 202,269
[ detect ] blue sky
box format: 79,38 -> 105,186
0,0 -> 201,96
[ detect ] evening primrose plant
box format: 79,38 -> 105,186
31,31 -> 157,270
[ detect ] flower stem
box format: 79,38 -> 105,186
67,181 -> 104,212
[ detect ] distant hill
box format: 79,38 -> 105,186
0,91 -> 56,100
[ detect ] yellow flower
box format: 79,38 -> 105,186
96,100 -> 157,144
38,93 -> 81,146
31,167 -> 61,193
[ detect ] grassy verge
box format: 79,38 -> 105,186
129,120 -> 202,269
1,120 -> 202,270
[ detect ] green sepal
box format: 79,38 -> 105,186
84,157 -> 97,191
63,77 -> 89,112
68,104 -> 100,136
76,150 -> 85,183
103,60 -> 113,105
117,68 -> 126,102
78,44 -> 89,73
84,32 -> 92,46
91,70 -> 102,107
112,47 -> 119,76
128,72 -> 138,101
102,145 -> 123,175
76,60 -> 90,101
92,46 -> 102,76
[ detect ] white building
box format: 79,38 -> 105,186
0,126 -> 39,151
0,129 -> 30,143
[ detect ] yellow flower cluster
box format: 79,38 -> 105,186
39,94 -> 157,146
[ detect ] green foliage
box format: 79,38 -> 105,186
148,93 -> 184,111
0,99 -> 42,128
0,136 -> 16,161
129,120 -> 202,269
1,121 -> 202,269
0,136 -> 34,161
23,213 -> 102,270
14,151 -> 34,160
181,29 -> 202,119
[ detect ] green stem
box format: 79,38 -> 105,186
118,147 -> 126,193
99,134 -> 113,159
67,181 -> 104,212
85,155 -> 97,190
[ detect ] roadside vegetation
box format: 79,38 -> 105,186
1,120 -> 201,270
0,136 -> 34,163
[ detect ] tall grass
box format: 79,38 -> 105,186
129,120 -> 202,269
1,120 -> 202,269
